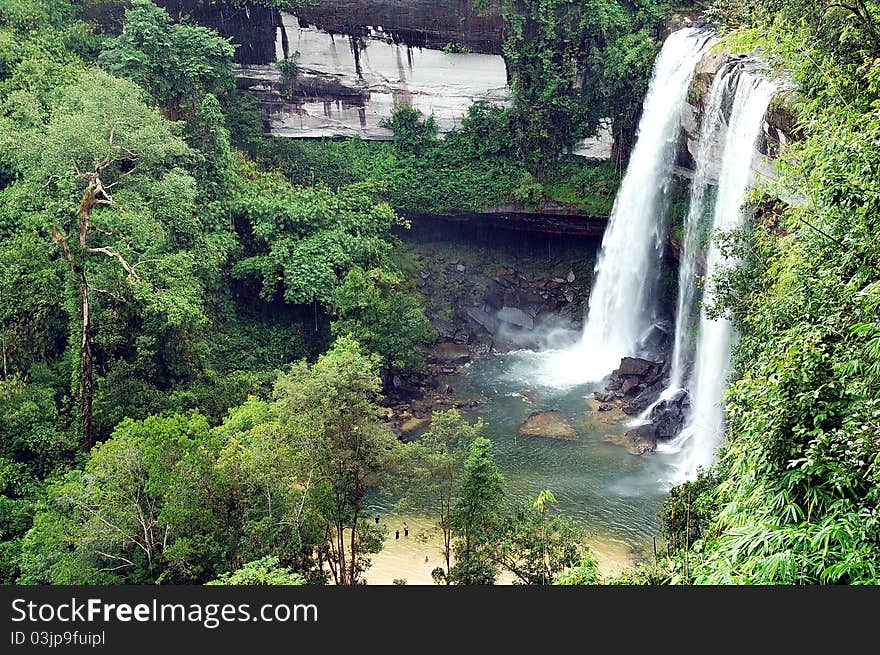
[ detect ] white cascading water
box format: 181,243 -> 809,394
673,70 -> 778,481
638,62 -> 737,423
667,65 -> 734,392
544,28 -> 715,387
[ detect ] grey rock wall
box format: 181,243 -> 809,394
238,12 -> 509,139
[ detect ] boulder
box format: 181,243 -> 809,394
465,307 -> 500,334
519,410 -> 577,440
617,357 -> 656,377
620,377 -> 643,396
594,390 -> 616,403
649,389 -> 690,439
498,306 -> 534,330
625,380 -> 667,415
622,424 -> 658,455
428,342 -> 471,364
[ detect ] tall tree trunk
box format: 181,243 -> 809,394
1,327 -> 7,379
78,269 -> 95,450
349,477 -> 360,585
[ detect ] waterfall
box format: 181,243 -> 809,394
667,65 -> 734,392
673,70 -> 778,481
546,28 -> 715,387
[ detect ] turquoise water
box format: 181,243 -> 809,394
371,350 -> 681,560
451,351 -> 679,550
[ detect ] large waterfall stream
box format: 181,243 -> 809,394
544,28 -> 715,386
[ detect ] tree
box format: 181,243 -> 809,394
229,167 -> 402,307
1,68 -> 204,448
448,436 -> 505,585
273,336 -> 398,585
98,0 -> 235,119
380,105 -> 438,156
212,398 -> 327,580
490,492 -> 589,585
186,93 -> 235,197
206,556 -> 306,586
329,266 -> 435,376
484,0 -> 669,166
395,410 -> 484,579
19,412 -> 223,584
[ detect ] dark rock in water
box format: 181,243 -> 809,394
626,380 -> 667,415
617,357 -> 656,377
594,391 -> 616,403
428,342 -> 471,364
623,424 -> 658,455
519,410 -> 577,440
620,377 -> 643,396
649,389 -> 690,439
598,403 -> 614,412
621,403 -> 640,416
498,306 -> 534,330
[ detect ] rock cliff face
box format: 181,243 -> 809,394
156,1 -> 281,65
241,12 -> 509,139
154,1 -> 612,157
155,1 -> 504,62
294,0 -> 505,54
154,1 -> 509,139
676,50 -> 797,182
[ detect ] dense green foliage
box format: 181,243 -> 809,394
253,104 -> 620,216
0,0 -> 435,583
5,0 -> 876,588
98,0 -> 236,119
644,1 -> 880,585
483,0 -> 687,166
206,556 -> 306,586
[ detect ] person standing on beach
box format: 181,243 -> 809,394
403,522 -> 409,537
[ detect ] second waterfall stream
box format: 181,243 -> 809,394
669,67 -> 779,481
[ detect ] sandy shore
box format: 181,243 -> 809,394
362,513 -> 639,585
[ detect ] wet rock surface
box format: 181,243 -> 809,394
519,410 -> 578,440
382,230 -> 597,440
622,424 -> 658,455
649,389 -> 691,439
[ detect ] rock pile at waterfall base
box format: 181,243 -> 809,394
604,357 -> 668,414
592,356 -> 694,456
